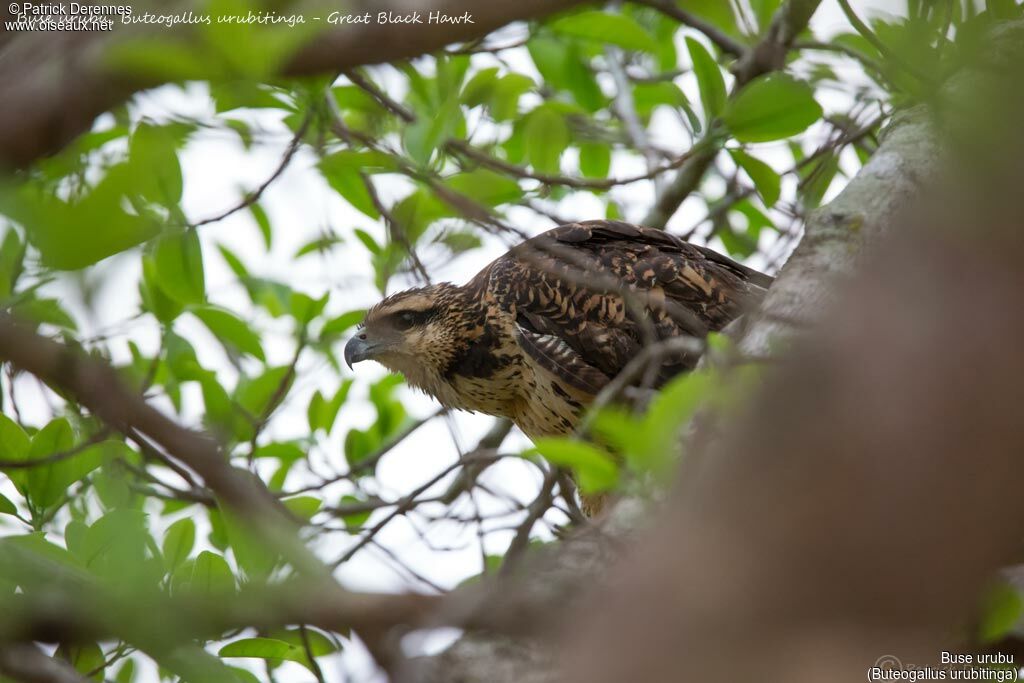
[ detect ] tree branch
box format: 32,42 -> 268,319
0,644 -> 91,683
643,0 -> 822,228
634,0 -> 746,58
0,314 -> 434,666
0,0 -> 591,168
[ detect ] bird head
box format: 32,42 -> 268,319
344,283 -> 472,388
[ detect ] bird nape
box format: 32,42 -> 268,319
344,220 -> 773,514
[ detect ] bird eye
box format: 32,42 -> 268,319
394,311 -> 419,331
391,308 -> 435,331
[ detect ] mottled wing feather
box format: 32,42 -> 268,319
482,220 -> 772,393
515,326 -> 611,394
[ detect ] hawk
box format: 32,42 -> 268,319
344,220 -> 771,497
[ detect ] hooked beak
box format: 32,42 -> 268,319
344,334 -> 376,369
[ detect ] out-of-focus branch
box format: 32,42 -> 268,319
643,0 -> 822,228
0,313 -> 311,565
0,576 -> 441,651
0,0 -> 591,168
0,644 -> 91,683
634,0 -> 745,58
0,314 -> 434,667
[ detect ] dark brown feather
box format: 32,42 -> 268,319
471,220 -> 771,391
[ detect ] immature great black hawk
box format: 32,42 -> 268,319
344,220 -> 772,505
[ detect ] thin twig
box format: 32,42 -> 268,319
191,110 -> 312,228
635,0 -> 746,58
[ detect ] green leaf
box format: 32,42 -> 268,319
978,583 -> 1023,643
353,229 -> 381,256
252,441 -> 306,463
11,297 -> 77,330
390,191 -> 452,244
245,278 -> 293,319
589,408 -> 641,456
750,0 -> 783,30
799,151 -> 841,209
0,492 -> 17,516
221,508 -> 279,580
201,0 -> 316,80
307,380 -> 352,434
91,452 -> 144,511
0,229 -> 25,300
1,166 -> 160,270
105,37 -> 214,81
636,371 -> 713,477
320,310 -> 366,340
0,533 -> 86,585
338,494 -> 372,531
728,149 -> 781,205
722,74 -> 823,142
235,366 -> 293,418
319,162 -> 377,219
294,234 -> 343,259
182,550 -> 235,595
289,291 -> 328,325
162,518 -> 196,570
550,11 -> 658,52
445,170 -> 523,206
437,229 -> 483,255
82,509 -> 155,585
579,142 -> 611,179
228,667 -> 261,683
733,201 -> 773,235
528,37 -> 603,112
25,419 -> 77,509
140,254 -> 183,323
269,628 -> 340,656
318,151 -> 395,219
65,519 -> 89,559
489,74 -> 534,121
403,97 -> 459,166
530,439 -> 618,493
219,637 -> 310,666
56,643 -> 105,681
249,202 -> 272,250
115,659 -> 135,683
157,643 -> 247,683
632,81 -> 688,121
152,230 -> 205,306
686,37 -> 728,121
192,306 -> 266,361
0,414 -> 31,492
129,123 -> 183,207
344,427 -> 379,469
283,495 -> 322,520
218,243 -> 249,278
684,0 -> 742,38
33,439 -> 110,510
461,67 -> 500,107
525,106 -> 570,174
